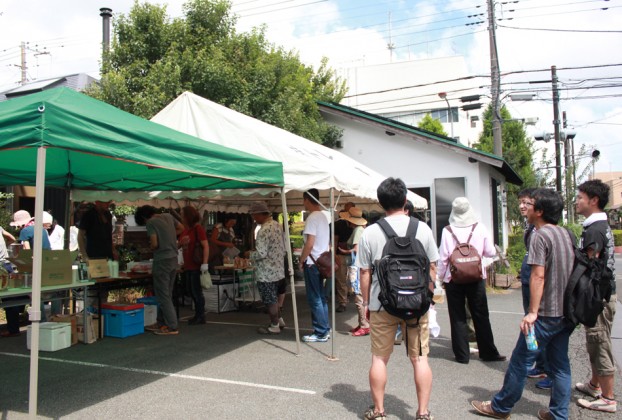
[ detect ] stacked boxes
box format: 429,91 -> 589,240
101,303 -> 144,338
136,296 -> 158,326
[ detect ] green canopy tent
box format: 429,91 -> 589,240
0,87 -> 284,418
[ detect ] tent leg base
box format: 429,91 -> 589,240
326,356 -> 340,362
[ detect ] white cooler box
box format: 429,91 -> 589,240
27,322 -> 72,352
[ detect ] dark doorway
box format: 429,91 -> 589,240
434,177 -> 466,243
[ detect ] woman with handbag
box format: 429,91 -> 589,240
179,206 -> 209,325
338,208 -> 369,336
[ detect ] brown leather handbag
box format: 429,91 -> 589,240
310,251 -> 340,279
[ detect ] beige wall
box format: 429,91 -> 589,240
592,171 -> 622,209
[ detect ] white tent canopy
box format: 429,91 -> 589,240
151,92 -> 426,209
75,92 -> 426,211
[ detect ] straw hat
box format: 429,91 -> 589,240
342,207 -> 367,226
448,197 -> 478,227
249,201 -> 270,214
10,210 -> 33,227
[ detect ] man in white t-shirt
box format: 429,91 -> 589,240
298,188 -> 331,342
357,178 -> 439,420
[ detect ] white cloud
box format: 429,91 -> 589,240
1,0 -> 619,171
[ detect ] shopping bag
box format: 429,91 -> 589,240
200,271 -> 213,289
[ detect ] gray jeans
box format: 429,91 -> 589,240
153,257 -> 178,330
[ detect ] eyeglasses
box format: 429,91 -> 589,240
519,201 -> 534,207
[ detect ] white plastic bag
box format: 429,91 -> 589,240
428,306 -> 441,338
200,271 -> 213,289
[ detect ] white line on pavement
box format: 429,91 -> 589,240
0,352 -> 316,395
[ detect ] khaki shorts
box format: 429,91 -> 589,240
585,295 -> 617,377
370,310 -> 429,358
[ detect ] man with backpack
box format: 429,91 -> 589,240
437,197 -> 506,364
472,188 -> 576,420
357,178 -> 439,420
574,180 -> 617,413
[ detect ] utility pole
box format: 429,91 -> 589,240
487,0 -> 502,156
20,41 -> 27,84
552,65 -> 563,195
562,111 -> 575,223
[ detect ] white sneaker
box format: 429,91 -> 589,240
577,397 -> 617,413
278,317 -> 285,329
575,381 -> 602,398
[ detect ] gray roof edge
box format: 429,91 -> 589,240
318,100 -> 523,186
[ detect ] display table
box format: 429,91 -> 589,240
0,281 -> 95,343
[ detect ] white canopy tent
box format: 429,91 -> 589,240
150,92 -> 427,211
74,92 -> 428,358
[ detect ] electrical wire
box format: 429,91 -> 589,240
237,0 -> 329,17
498,24 -> 622,33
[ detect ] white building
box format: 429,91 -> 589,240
319,101 -> 522,249
339,56 -> 486,147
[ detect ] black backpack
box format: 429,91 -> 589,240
375,217 -> 432,322
563,229 -> 613,328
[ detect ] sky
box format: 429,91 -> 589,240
1,0 -> 621,175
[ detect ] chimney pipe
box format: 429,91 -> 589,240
100,7 -> 112,55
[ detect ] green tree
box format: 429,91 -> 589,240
88,0 -> 346,145
473,105 -> 537,225
417,113 -> 447,136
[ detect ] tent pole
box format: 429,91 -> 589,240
329,187 -> 337,360
280,189 -> 300,355
29,146 -> 47,419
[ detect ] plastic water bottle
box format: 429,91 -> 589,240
525,325 -> 538,351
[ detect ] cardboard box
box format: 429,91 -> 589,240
87,259 -> 110,278
50,314 -> 78,345
9,250 -> 73,287
27,322 -> 71,352
76,313 -> 103,344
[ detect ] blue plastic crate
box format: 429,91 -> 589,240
137,296 -> 159,306
101,308 -> 144,338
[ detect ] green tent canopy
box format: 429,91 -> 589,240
0,87 -> 283,418
0,87 -> 284,190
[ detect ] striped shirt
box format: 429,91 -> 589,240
527,224 -> 574,317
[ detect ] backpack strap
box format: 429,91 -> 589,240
377,217 -> 418,240
446,222 -> 478,245
377,218 -> 398,239
405,217 -> 419,240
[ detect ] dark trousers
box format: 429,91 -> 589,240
185,269 -> 205,319
446,279 -> 501,362
2,262 -> 24,334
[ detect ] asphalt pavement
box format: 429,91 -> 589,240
0,272 -> 621,419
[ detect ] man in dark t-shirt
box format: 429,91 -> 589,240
332,202 -> 354,312
574,180 -> 617,413
135,206 -> 184,336
77,201 -> 115,261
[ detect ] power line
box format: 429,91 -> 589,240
237,0 -> 329,17
498,24 -> 622,33
343,74 -> 490,99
